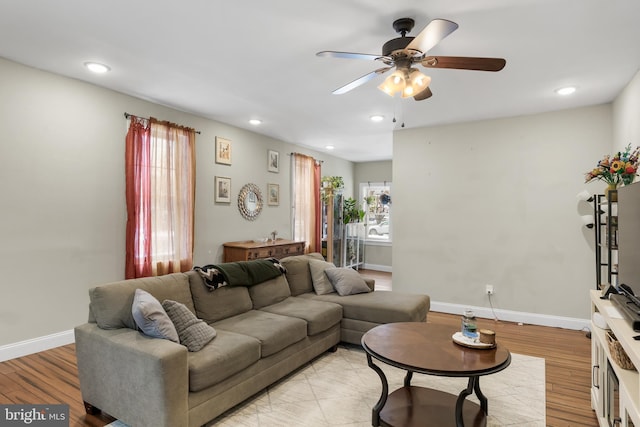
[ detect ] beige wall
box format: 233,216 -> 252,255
0,57 -> 353,348
392,104 -> 613,321
613,69 -> 640,152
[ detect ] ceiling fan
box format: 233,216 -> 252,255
316,17 -> 506,101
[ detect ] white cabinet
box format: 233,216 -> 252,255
592,332 -> 605,418
591,290 -> 640,426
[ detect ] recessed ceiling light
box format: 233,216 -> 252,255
84,62 -> 111,73
325,145 -> 335,150
370,115 -> 384,122
555,86 -> 576,96
249,119 -> 262,125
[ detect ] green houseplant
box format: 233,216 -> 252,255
343,197 -> 365,224
321,176 -> 344,201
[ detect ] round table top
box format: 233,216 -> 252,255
362,322 -> 511,377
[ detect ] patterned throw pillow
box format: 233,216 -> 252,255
131,289 -> 179,343
162,299 -> 217,351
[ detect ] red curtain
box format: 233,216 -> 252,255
125,117 -> 152,278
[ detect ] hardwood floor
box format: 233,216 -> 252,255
0,270 -> 597,426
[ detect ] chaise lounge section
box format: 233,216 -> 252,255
74,253 -> 430,427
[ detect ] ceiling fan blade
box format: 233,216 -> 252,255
317,50 -> 384,61
332,67 -> 391,95
406,19 -> 458,54
421,56 -> 506,71
413,86 -> 433,101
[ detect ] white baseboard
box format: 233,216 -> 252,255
430,301 -> 590,331
0,330 -> 75,362
362,263 -> 392,272
0,302 -> 590,362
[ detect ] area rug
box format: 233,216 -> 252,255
106,345 -> 545,427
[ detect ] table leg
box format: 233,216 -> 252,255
404,370 -> 413,387
366,353 -> 389,427
455,376 -> 487,426
455,377 -> 475,427
473,376 -> 488,414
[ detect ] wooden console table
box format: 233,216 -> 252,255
223,239 -> 305,262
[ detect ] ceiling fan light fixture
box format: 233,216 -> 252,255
402,86 -> 415,98
378,70 -> 405,96
401,69 -> 430,98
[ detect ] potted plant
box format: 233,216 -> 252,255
321,176 -> 344,201
343,197 -> 365,224
585,144 -> 639,200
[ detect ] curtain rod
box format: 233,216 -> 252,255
124,112 -> 201,134
289,152 -> 324,163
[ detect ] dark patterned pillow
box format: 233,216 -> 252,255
161,300 -> 216,352
194,265 -> 227,291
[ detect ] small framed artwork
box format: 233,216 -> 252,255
267,149 -> 279,173
268,183 -> 280,206
215,137 -> 232,165
215,176 -> 231,203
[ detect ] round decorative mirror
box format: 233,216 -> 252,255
238,183 -> 263,221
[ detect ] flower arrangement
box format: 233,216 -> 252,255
585,144 -> 640,187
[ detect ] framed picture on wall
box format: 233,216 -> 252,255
215,137 -> 232,165
268,149 -> 279,173
267,183 -> 279,206
215,176 -> 231,203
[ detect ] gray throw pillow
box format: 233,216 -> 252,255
131,289 -> 179,343
324,268 -> 372,296
308,259 -> 336,295
162,299 -> 217,352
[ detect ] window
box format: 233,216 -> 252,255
125,116 -> 196,278
360,182 -> 392,242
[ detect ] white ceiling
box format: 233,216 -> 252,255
1,0 -> 639,162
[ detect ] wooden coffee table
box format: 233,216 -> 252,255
361,322 -> 511,427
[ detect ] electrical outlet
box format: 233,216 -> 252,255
485,284 -> 494,295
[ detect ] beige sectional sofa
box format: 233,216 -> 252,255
74,253 -> 430,427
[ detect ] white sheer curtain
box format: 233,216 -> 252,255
149,120 -> 196,276
291,153 -> 321,253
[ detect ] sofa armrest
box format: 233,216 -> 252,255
74,323 -> 189,427
364,278 -> 375,291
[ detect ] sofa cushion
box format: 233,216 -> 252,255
90,273 -> 196,330
131,289 -> 179,343
187,271 -> 253,323
259,297 -> 342,336
248,275 -> 291,309
298,290 -> 430,325
162,300 -> 217,352
280,253 -> 324,296
308,259 -> 336,295
213,310 -> 307,357
187,330 -> 261,392
324,268 -> 371,296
